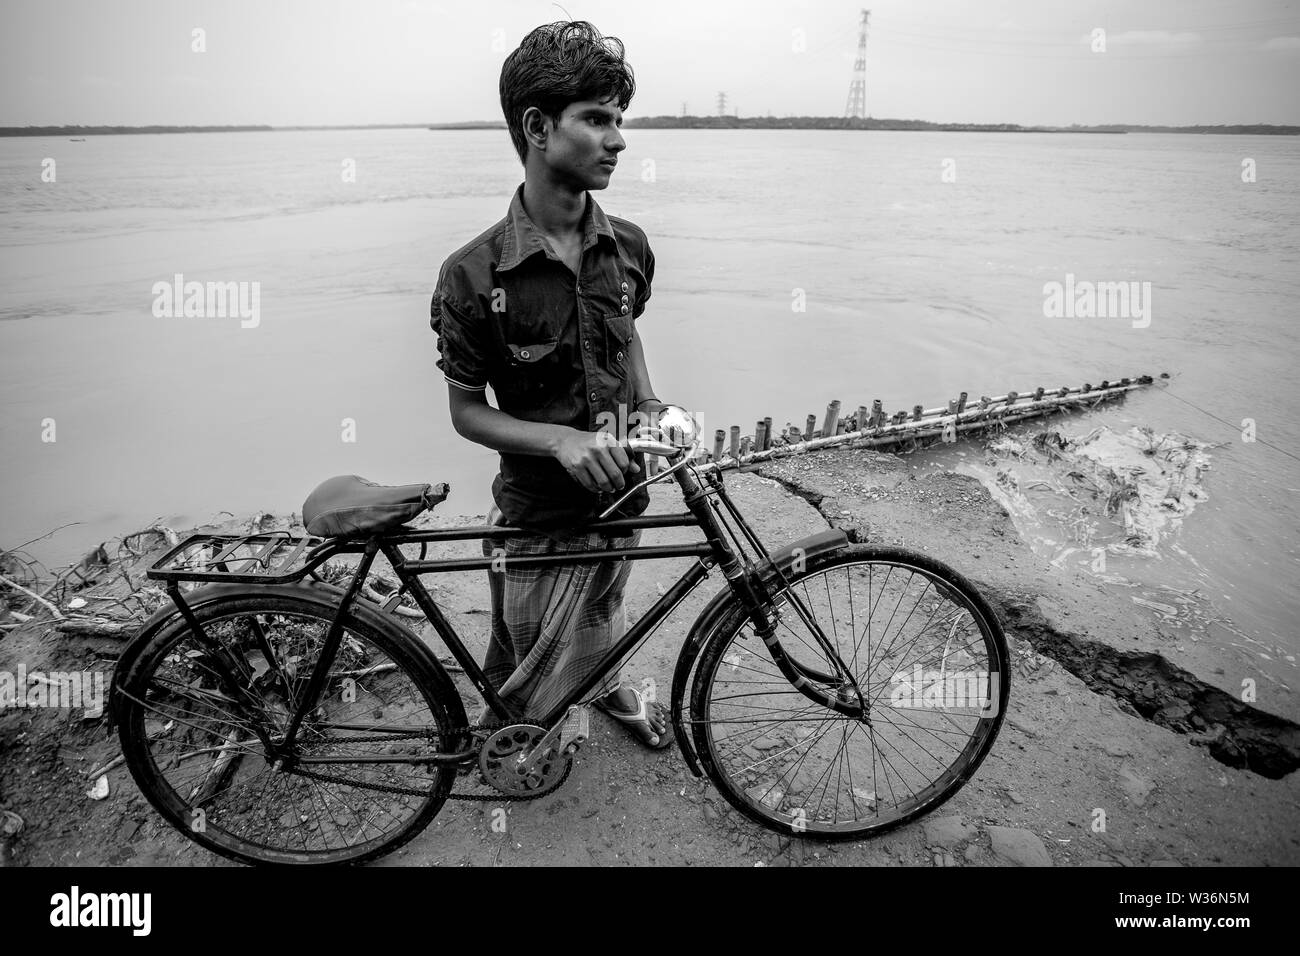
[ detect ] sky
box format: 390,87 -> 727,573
2,0 -> 1300,127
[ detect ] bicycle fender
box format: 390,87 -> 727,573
669,528 -> 848,776
108,580 -> 461,734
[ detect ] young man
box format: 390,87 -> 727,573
429,21 -> 670,747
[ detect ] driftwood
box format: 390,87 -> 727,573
86,754 -> 125,781
0,573 -> 65,619
54,617 -> 134,638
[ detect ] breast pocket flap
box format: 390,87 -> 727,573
507,341 -> 558,364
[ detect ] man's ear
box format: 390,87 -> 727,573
522,106 -> 549,152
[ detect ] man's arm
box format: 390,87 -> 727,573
448,387 -> 638,494
627,322 -> 657,410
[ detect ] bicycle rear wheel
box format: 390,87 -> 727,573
114,590 -> 465,865
690,545 -> 1009,840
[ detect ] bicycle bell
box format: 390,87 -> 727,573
655,404 -> 700,449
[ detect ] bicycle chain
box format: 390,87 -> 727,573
285,726 -> 558,802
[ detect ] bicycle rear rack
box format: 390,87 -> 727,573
146,530 -> 332,585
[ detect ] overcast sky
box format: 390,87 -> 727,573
3,0 -> 1300,127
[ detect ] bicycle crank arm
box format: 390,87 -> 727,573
519,704 -> 589,775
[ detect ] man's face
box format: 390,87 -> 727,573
536,96 -> 626,190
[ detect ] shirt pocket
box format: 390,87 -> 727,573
498,336 -> 561,405
603,312 -> 634,372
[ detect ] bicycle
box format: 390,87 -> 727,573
110,406 -> 1009,865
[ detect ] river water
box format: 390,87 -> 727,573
1,128 -> 1296,675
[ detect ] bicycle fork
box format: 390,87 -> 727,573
730,567 -> 870,721
696,472 -> 870,720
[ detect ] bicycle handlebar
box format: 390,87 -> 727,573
625,435 -> 683,458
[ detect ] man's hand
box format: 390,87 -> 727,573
554,428 -> 641,494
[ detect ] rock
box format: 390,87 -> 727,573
923,814 -> 977,848
963,844 -> 984,863
1099,736 -> 1131,758
987,826 -> 1052,866
1006,790 -> 1025,805
1117,765 -> 1155,806
1155,702 -> 1193,725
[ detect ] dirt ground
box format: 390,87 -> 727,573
2,445 -> 1298,866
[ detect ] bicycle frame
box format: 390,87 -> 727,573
151,455 -> 865,765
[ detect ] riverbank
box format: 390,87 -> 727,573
1,446 -> 1297,866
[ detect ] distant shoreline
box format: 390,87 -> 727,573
3,117 -> 1298,136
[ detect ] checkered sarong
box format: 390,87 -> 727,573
480,505 -> 640,721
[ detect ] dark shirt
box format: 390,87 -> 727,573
431,182 -> 656,532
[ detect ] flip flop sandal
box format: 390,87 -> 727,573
594,686 -> 674,750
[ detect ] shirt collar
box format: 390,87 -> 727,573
498,181 -> 616,272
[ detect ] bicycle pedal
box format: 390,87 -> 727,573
558,704 -> 589,753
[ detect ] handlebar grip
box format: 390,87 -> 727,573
626,436 -> 681,458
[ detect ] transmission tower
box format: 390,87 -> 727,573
844,9 -> 870,120
716,91 -> 727,116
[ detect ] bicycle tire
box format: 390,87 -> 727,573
114,588 -> 466,865
690,544 -> 1009,841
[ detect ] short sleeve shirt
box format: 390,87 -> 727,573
430,182 -> 656,531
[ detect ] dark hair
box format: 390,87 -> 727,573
499,21 -> 636,166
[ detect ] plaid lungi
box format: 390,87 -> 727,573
480,504 -> 640,722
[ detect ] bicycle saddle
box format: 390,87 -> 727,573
301,475 -> 449,538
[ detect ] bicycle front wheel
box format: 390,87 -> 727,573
690,545 -> 1009,840
114,589 -> 465,865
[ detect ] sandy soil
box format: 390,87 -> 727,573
2,446 -> 1298,867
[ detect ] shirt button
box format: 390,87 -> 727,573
621,294 -> 629,303
620,304 -> 629,314
520,349 -> 530,359
616,350 -> 624,362
620,281 -> 629,292
590,390 -> 597,401
583,339 -> 590,350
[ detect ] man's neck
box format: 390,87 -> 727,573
521,175 -> 587,244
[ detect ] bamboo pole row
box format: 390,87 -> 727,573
677,374 -> 1157,475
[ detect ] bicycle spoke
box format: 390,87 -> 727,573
695,550 -> 1007,837
121,606 -> 455,863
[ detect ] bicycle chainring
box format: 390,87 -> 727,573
476,723 -> 572,798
